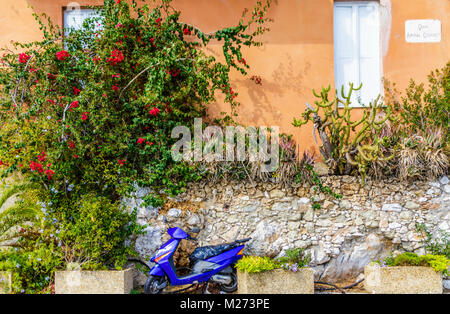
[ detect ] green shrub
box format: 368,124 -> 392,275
385,62 -> 450,142
55,193 -> 144,270
378,252 -> 449,276
277,248 -> 310,268
236,249 -> 311,274
0,245 -> 62,294
235,256 -> 279,274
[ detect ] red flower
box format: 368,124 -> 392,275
137,138 -> 145,145
183,28 -> 191,35
107,49 -> 124,65
156,18 -> 162,26
112,85 -> 119,91
47,99 -> 55,104
19,53 -> 31,64
112,73 -> 120,78
56,50 -> 69,61
70,100 -> 79,109
167,69 -> 181,77
117,159 -> 125,166
73,86 -> 81,95
73,154 -> 79,159
47,73 -> 56,80
45,169 -> 55,180
30,161 -> 44,173
229,87 -> 237,99
115,0 -> 121,3
81,112 -> 89,121
68,141 -> 76,149
149,107 -> 160,116
37,152 -> 46,162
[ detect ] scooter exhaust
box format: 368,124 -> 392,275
211,274 -> 232,285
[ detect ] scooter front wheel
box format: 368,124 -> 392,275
144,275 -> 167,294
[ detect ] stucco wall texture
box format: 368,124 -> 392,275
0,0 -> 449,153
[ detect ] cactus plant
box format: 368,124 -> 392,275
293,83 -> 399,183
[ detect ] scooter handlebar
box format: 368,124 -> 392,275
235,237 -> 252,244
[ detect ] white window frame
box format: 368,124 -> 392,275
63,7 -> 102,34
333,1 -> 383,107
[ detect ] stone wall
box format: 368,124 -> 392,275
126,175 -> 450,283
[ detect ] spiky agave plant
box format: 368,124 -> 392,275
397,127 -> 449,180
296,149 -> 317,184
422,127 -> 449,178
273,134 -> 300,185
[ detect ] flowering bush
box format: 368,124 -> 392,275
0,0 -> 273,292
0,0 -> 272,207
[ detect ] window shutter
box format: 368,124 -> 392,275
358,4 -> 381,106
334,5 -> 358,103
334,2 -> 381,107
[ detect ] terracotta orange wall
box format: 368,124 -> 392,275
0,0 -> 449,154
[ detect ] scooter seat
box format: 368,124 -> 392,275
189,243 -> 237,265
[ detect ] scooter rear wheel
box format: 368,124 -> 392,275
219,270 -> 238,293
144,275 -> 166,294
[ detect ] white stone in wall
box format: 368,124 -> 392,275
135,226 -> 162,259
439,176 -> 449,185
167,208 -> 182,218
382,203 -> 403,212
444,185 -> 450,194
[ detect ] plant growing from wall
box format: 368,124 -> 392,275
415,223 -> 449,259
293,84 -> 399,183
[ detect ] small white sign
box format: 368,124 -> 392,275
405,20 -> 441,43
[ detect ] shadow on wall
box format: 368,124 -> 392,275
230,56 -> 312,126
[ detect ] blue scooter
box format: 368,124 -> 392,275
144,227 -> 251,294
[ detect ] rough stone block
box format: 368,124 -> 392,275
55,269 -> 133,294
237,268 -> 314,294
364,264 -> 442,294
